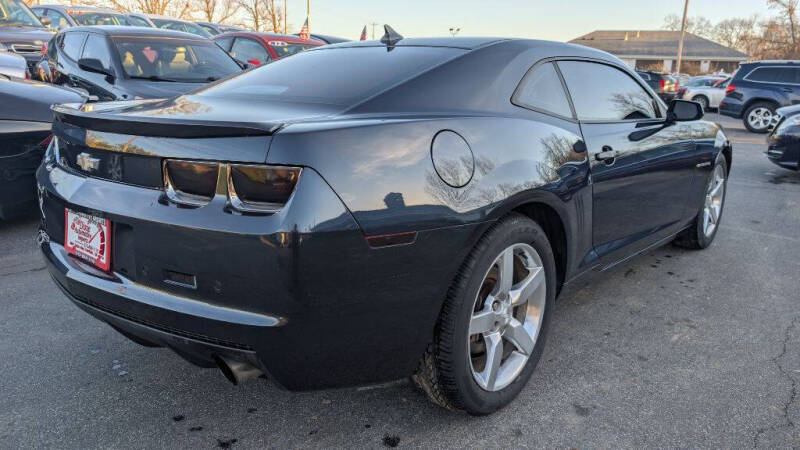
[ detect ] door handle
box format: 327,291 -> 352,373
595,146 -> 617,162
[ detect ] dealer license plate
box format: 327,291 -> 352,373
64,209 -> 111,271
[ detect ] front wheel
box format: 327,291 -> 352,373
674,155 -> 728,249
413,213 -> 556,415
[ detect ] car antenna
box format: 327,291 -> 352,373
380,24 -> 403,50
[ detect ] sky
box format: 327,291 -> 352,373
285,0 -> 771,42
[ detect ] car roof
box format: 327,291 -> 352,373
63,25 -> 205,39
137,13 -> 193,22
214,31 -> 325,45
36,4 -> 121,13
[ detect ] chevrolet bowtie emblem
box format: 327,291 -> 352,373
76,152 -> 100,172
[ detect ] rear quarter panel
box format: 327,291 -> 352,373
267,113 -> 594,278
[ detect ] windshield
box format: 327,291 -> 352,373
72,12 -> 130,26
152,18 -> 210,37
0,0 -> 43,27
269,42 -> 320,59
113,36 -> 241,82
195,46 -> 465,106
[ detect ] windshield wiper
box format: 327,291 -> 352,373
128,75 -> 179,82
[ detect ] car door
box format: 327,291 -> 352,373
229,37 -> 272,66
558,60 -> 699,264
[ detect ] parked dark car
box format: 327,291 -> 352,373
37,26 -> 242,100
31,5 -> 132,31
0,49 -> 28,77
1,74 -> 84,219
196,21 -> 243,36
636,70 -> 679,102
122,13 -> 154,28
126,13 -> 211,38
293,32 -> 348,44
37,35 -> 731,415
720,60 -> 800,133
0,0 -> 53,75
213,31 -> 324,65
766,104 -> 800,170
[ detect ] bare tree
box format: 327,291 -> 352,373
195,0 -> 238,23
105,0 -> 191,18
763,0 -> 800,58
236,0 -> 282,32
711,16 -> 761,56
662,14 -> 714,38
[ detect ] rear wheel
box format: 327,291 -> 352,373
674,155 -> 728,249
692,95 -> 709,110
413,213 -> 555,415
743,101 -> 776,133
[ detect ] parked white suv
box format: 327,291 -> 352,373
681,77 -> 729,110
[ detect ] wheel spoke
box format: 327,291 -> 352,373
510,266 -> 545,306
495,247 -> 514,296
710,204 -> 720,223
709,181 -> 722,197
505,318 -> 535,355
480,331 -> 503,390
470,306 -> 498,335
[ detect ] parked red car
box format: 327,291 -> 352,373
213,32 -> 325,65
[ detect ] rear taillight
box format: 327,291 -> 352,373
228,164 -> 301,213
39,134 -> 53,148
726,84 -> 736,95
163,160 -> 219,206
41,41 -> 47,55
660,79 -> 665,90
162,160 -> 301,213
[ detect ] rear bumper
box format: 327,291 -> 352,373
718,99 -> 743,118
37,162 -> 481,390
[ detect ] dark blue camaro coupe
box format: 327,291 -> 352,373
37,30 -> 732,414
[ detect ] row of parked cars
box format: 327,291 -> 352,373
0,0 -> 345,218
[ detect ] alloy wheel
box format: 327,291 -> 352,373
695,96 -> 708,110
468,243 -> 546,392
747,107 -> 773,131
703,163 -> 726,237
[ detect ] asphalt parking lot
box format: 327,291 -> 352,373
1,113 -> 798,449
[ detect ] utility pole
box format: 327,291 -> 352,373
307,0 -> 310,32
370,22 -> 379,39
676,0 -> 690,74
284,0 -> 287,34
449,27 -> 460,37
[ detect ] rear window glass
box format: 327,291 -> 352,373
269,42 -> 320,59
71,12 -> 129,26
195,46 -> 465,106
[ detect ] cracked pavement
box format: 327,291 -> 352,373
1,114 -> 799,448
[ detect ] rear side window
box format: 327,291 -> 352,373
559,61 -> 657,121
513,62 -> 572,118
230,37 -> 270,65
746,67 -> 800,84
60,32 -> 86,60
126,15 -> 150,27
81,34 -> 112,69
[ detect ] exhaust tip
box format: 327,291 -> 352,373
214,355 -> 262,385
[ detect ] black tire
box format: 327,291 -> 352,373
692,95 -> 709,111
413,213 -> 556,415
743,101 -> 777,133
673,155 -> 728,249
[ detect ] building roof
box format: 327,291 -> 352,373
569,30 -> 748,61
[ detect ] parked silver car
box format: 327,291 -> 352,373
681,77 -> 729,110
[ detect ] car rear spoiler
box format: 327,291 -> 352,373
51,104 -> 282,138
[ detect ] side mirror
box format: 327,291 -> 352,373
668,99 -> 704,122
78,58 -> 115,83
39,16 -> 52,27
